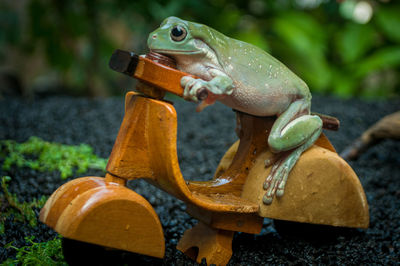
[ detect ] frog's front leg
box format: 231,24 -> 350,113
181,69 -> 234,102
262,99 -> 323,205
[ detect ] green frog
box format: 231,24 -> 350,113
147,17 -> 322,205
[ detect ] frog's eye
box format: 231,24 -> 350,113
170,25 -> 187,42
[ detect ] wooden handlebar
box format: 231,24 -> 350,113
109,49 -> 198,97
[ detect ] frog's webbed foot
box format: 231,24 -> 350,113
262,99 -> 323,205
262,150 -> 301,205
181,72 -> 234,102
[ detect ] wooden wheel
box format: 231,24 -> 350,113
40,176 -> 165,259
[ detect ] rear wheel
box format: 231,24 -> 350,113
273,219 -> 359,241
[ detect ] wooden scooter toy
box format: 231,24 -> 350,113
40,50 -> 369,265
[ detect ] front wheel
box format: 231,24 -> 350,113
62,238 -> 162,266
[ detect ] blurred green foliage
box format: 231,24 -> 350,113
0,0 -> 399,98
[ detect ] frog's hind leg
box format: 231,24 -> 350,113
263,99 -> 322,205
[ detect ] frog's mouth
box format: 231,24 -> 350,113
150,49 -> 202,55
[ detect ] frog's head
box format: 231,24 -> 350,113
147,16 -> 214,56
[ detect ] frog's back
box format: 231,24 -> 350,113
213,37 -> 310,115
217,38 -> 308,94
187,20 -> 310,116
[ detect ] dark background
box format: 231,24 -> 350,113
1,0 -> 400,98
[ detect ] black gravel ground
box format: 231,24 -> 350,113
0,93 -> 399,265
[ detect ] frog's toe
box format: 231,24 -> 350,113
263,178 -> 271,190
275,166 -> 289,197
181,76 -> 194,86
262,193 -> 273,205
276,176 -> 288,197
263,161 -> 280,189
263,171 -> 276,190
263,177 -> 280,205
183,79 -> 205,102
262,159 -> 290,204
276,188 -> 285,197
224,86 -> 234,95
191,80 -> 207,92
263,182 -> 278,205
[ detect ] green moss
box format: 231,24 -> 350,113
0,138 -> 107,264
0,136 -> 107,179
2,236 -> 67,266
0,176 -> 47,230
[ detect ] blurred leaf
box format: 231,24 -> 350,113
28,0 -> 49,38
213,5 -> 241,33
272,11 -> 326,56
339,0 -> 357,20
299,54 -> 332,92
356,46 -> 400,77
234,29 -> 269,51
0,5 -> 20,45
45,37 -> 74,70
67,61 -> 86,88
148,0 -> 183,21
65,8 -> 89,37
272,12 -> 331,92
375,6 -> 400,43
336,23 -> 377,63
330,67 -> 358,97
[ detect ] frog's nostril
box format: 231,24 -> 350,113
152,34 -> 157,39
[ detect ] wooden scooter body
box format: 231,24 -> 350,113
40,51 -> 369,265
